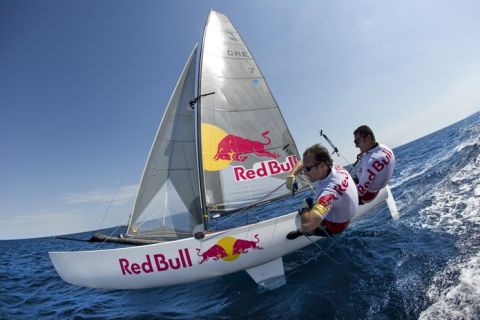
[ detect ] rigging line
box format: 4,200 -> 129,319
54,235 -> 91,243
97,169 -> 129,231
316,225 -> 358,265
319,130 -> 351,164
319,130 -> 356,174
304,234 -> 343,265
92,174 -> 132,248
209,181 -> 287,232
95,219 -> 130,250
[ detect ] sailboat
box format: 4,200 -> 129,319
49,10 -> 397,290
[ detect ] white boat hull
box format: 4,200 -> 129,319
49,188 -> 390,290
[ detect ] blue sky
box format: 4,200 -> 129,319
1,0 -> 479,239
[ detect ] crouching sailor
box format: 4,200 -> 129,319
285,144 -> 358,239
353,125 -> 395,204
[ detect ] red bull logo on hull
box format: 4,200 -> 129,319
196,234 -> 263,264
196,244 -> 228,264
118,249 -> 193,276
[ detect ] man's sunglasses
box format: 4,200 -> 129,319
303,162 -> 322,172
354,135 -> 370,144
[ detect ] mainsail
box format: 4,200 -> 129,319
127,45 -> 202,238
198,11 -> 300,212
127,10 -> 301,237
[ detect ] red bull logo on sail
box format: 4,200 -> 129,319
196,234 -> 263,264
213,130 -> 279,162
233,155 -> 298,182
201,123 -> 297,180
202,123 -> 288,173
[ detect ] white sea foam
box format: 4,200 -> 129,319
390,149 -> 453,189
392,157 -> 445,192
391,124 -> 479,190
419,254 -> 480,319
417,150 -> 480,235
415,130 -> 480,319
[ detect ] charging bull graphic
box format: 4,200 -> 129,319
232,234 -> 262,254
196,234 -> 263,264
213,130 -> 279,162
196,245 -> 228,264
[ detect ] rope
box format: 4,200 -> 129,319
319,130 -> 357,174
210,181 -> 287,231
94,222 -> 128,249
312,225 -> 358,265
304,234 -> 343,265
97,178 -> 126,231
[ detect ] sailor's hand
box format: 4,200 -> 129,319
298,207 -> 309,216
286,175 -> 296,191
302,197 -> 314,209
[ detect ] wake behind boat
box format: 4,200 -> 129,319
49,10 -> 397,290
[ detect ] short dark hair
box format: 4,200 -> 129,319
354,125 -> 376,142
303,144 -> 333,167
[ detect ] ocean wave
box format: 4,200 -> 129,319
415,146 -> 480,235
420,253 -> 480,320
391,129 -> 479,191
409,124 -> 480,319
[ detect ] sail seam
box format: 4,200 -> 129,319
203,53 -> 253,61
210,107 -> 277,112
203,76 -> 264,80
149,168 -> 196,171
155,139 -> 195,142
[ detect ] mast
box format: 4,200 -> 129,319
196,10 -> 213,231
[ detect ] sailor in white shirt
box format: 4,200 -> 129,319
353,125 -> 395,204
285,144 -> 358,239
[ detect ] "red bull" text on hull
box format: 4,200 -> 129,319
119,249 -> 193,275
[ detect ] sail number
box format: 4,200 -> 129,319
227,50 -> 249,58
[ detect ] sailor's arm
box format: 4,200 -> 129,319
286,160 -> 303,191
352,153 -> 363,184
300,202 -> 329,233
355,170 -> 369,196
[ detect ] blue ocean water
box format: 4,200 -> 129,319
1,112 -> 479,319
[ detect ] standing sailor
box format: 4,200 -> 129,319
285,144 -> 358,239
353,125 -> 395,204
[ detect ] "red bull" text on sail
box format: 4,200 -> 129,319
233,155 -> 298,182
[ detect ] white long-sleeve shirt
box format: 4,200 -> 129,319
315,163 -> 358,223
355,143 -> 395,197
